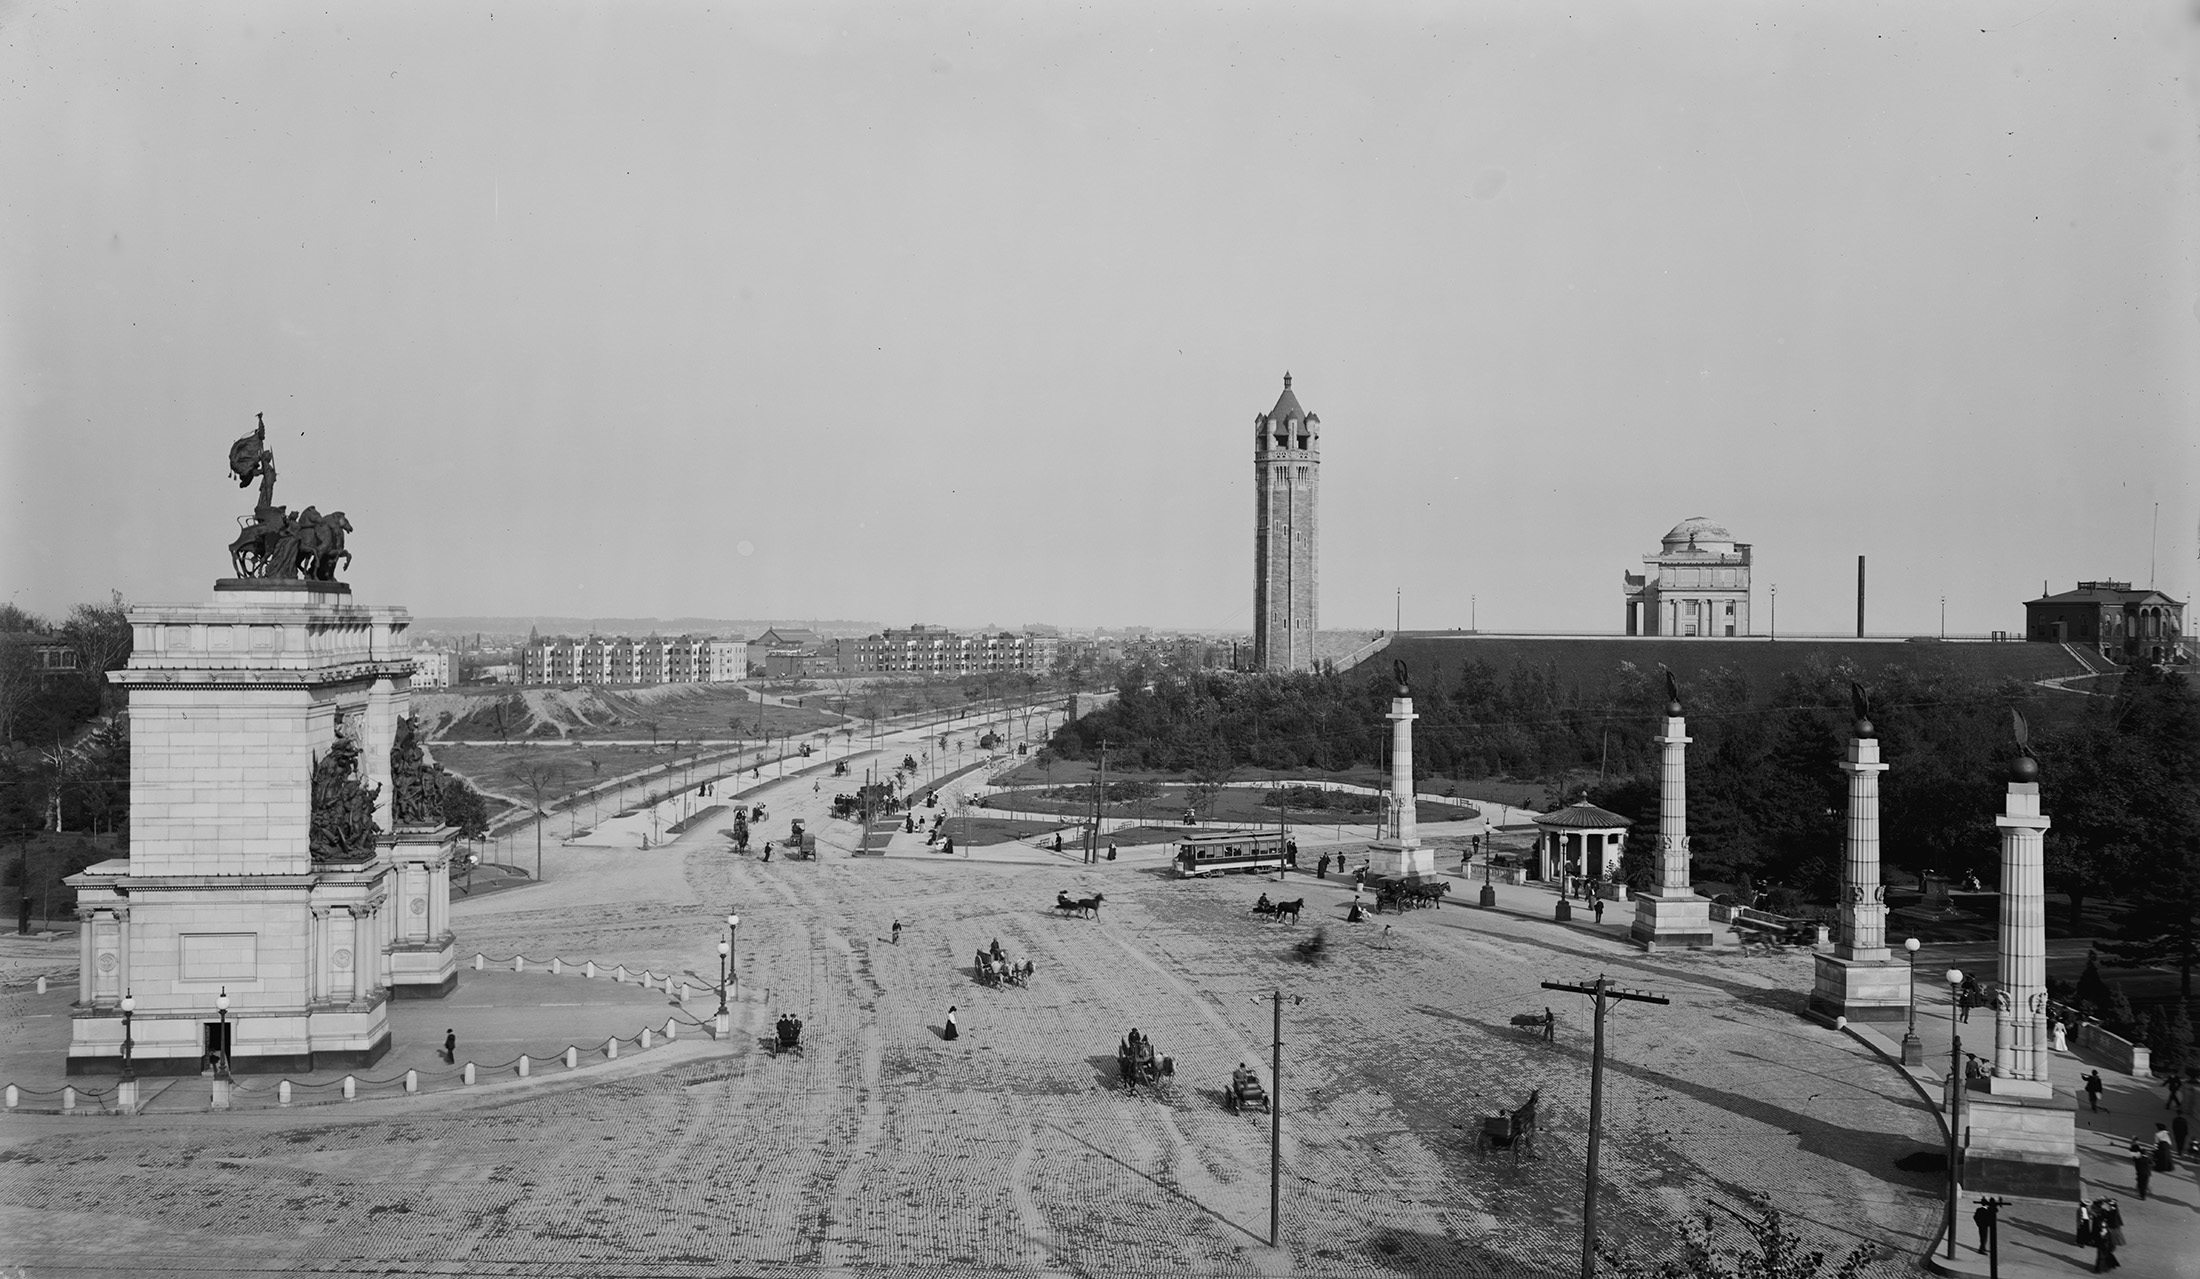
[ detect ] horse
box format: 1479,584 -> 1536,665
1066,892 -> 1104,919
1272,898 -> 1304,924
299,511 -> 352,580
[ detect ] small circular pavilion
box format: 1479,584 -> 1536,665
1531,800 -> 1633,897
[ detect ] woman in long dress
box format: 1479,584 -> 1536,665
2053,1020 -> 2069,1053
943,1005 -> 959,1040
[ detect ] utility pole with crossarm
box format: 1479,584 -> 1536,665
1542,975 -> 1670,1279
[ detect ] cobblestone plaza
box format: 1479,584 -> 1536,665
0,752 -> 1971,1278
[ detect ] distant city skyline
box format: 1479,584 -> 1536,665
5,2 -> 2194,637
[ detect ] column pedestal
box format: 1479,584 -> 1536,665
1628,890 -> 1717,950
1807,954 -> 1910,1023
1366,841 -> 1435,880
1960,1084 -> 2082,1202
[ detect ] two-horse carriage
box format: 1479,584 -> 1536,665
975,948 -> 1034,988
1249,895 -> 1305,924
1476,1088 -> 1539,1161
1371,878 -> 1452,914
1117,1030 -> 1174,1094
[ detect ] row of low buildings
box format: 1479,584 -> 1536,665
500,623 -> 1218,687
517,632 -> 747,686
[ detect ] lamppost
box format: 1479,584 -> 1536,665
715,939 -> 731,1027
117,988 -> 138,1112
1901,937 -> 1924,1065
1770,584 -> 1778,641
1944,967 -> 1964,1262
727,913 -> 740,1003
212,986 -> 233,1109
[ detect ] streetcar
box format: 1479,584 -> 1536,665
1173,829 -> 1287,877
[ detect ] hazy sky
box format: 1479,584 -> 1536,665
5,0 -> 2197,636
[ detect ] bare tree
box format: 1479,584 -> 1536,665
515,761 -> 569,884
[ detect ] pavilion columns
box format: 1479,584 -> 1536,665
1808,715 -> 1908,1024
1956,752 -> 2079,1202
1629,699 -> 1716,949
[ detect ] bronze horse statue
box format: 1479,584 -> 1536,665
221,415 -> 352,581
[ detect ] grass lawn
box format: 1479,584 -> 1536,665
934,817 -> 1069,848
432,741 -> 758,813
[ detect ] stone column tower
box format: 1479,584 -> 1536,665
1630,678 -> 1717,949
1959,733 -> 2079,1201
1807,690 -> 1909,1024
1253,373 -> 1319,672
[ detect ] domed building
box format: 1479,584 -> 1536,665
1622,517 -> 1753,636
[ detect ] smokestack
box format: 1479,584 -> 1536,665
1856,556 -> 1866,638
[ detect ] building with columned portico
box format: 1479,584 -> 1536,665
1622,516 -> 1753,637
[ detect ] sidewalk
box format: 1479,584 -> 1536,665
1844,981 -> 2199,1277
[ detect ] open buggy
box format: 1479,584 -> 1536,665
1223,1063 -> 1271,1114
1476,1088 -> 1539,1161
763,1014 -> 806,1057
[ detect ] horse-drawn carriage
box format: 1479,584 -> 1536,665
1116,1030 -> 1174,1094
1476,1089 -> 1539,1161
1223,1063 -> 1271,1113
1370,877 -> 1452,914
976,951 -> 1034,988
763,1013 -> 805,1057
1249,895 -> 1305,924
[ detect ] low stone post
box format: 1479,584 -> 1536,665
513,956 -> 525,974
342,1075 -> 356,1100
405,1070 -> 418,1093
62,1086 -> 77,1114
209,1078 -> 229,1110
36,976 -> 47,994
472,954 -> 485,970
584,961 -> 596,979
462,1062 -> 476,1085
606,1036 -> 619,1059
517,1057 -> 529,1078
277,1081 -> 291,1107
564,1046 -> 578,1068
641,1028 -> 654,1050
551,958 -> 563,974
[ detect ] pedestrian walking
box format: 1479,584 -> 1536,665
1593,898 -> 1606,925
2166,1073 -> 2185,1112
443,1029 -> 456,1065
1542,1007 -> 1555,1043
2093,1198 -> 2123,1272
2053,1019 -> 2069,1053
2130,1142 -> 2151,1200
2174,1112 -> 2190,1156
1317,853 -> 1330,880
1973,1200 -> 1995,1254
942,1005 -> 959,1041
2074,1198 -> 2094,1247
2153,1124 -> 2174,1172
1052,833 -> 1063,854
891,919 -> 902,946
2085,1070 -> 2106,1112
